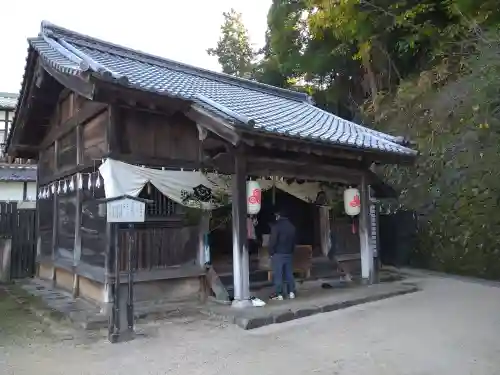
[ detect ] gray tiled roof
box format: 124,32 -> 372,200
0,93 -> 18,110
0,164 -> 36,181
27,21 -> 416,158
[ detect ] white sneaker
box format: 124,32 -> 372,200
271,294 -> 284,301
343,274 -> 353,282
289,292 -> 296,299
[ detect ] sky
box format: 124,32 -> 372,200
1,0 -> 271,94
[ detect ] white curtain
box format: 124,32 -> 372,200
99,159 -> 331,210
98,159 -> 231,210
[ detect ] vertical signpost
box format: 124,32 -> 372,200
102,195 -> 151,344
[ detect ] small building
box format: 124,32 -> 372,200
7,21 -> 416,307
0,93 -> 36,201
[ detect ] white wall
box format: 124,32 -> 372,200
26,182 -> 36,200
0,181 -> 37,201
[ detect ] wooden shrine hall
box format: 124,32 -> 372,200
6,21 -> 417,307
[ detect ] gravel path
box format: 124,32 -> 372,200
2,274 -> 500,375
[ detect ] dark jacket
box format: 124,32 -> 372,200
269,217 -> 296,256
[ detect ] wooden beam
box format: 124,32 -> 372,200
186,106 -> 241,146
105,152 -> 202,170
38,163 -> 98,186
209,152 -> 367,184
8,52 -> 39,152
93,80 -> 190,113
106,104 -> 120,153
241,132 -> 361,160
10,144 -> 38,152
117,103 -> 177,117
240,130 -> 415,166
248,156 -> 365,183
39,59 -> 95,100
243,147 -> 365,169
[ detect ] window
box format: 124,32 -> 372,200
80,173 -> 107,268
38,192 -> 54,258
55,189 -> 77,262
0,109 -> 13,157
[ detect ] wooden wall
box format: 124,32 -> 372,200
37,91 -> 108,183
37,91 -> 203,288
110,107 -> 200,165
37,90 -> 109,273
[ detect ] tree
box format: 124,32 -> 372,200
207,9 -> 256,78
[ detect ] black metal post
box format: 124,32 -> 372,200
109,223 -> 121,343
127,223 -> 134,332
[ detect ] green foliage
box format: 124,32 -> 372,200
207,1 -> 500,278
369,34 -> 500,279
207,9 -> 256,78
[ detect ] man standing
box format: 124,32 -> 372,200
269,209 -> 296,300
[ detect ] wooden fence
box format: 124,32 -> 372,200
117,222 -> 199,271
0,202 -> 37,280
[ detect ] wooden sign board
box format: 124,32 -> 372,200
106,197 -> 146,223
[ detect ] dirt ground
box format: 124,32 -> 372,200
2,273 -> 500,375
0,286 -> 53,345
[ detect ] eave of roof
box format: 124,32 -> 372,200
0,164 -> 37,182
11,20 -> 418,162
0,92 -> 18,110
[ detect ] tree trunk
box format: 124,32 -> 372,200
361,46 -> 378,111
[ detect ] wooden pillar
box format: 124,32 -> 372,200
198,212 -> 210,266
73,173 -> 82,298
319,205 -> 331,257
74,123 -> 83,268
51,140 -> 59,283
35,165 -> 41,263
73,113 -> 83,297
231,149 -> 251,307
359,174 -> 374,283
104,104 -> 117,302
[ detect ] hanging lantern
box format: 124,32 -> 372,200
69,177 -> 75,192
57,181 -> 62,194
87,174 -> 92,190
95,174 -> 101,189
246,180 -> 262,215
343,188 -> 361,216
78,174 -> 83,190
62,180 -> 68,194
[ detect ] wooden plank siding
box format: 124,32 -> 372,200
35,89 -> 204,284
36,92 -> 110,275
112,107 -> 200,165
118,223 -> 199,272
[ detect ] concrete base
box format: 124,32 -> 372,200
17,278 -> 204,330
231,299 -> 253,308
37,263 -> 203,306
202,279 -> 420,330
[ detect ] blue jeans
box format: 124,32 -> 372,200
272,254 -> 295,295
